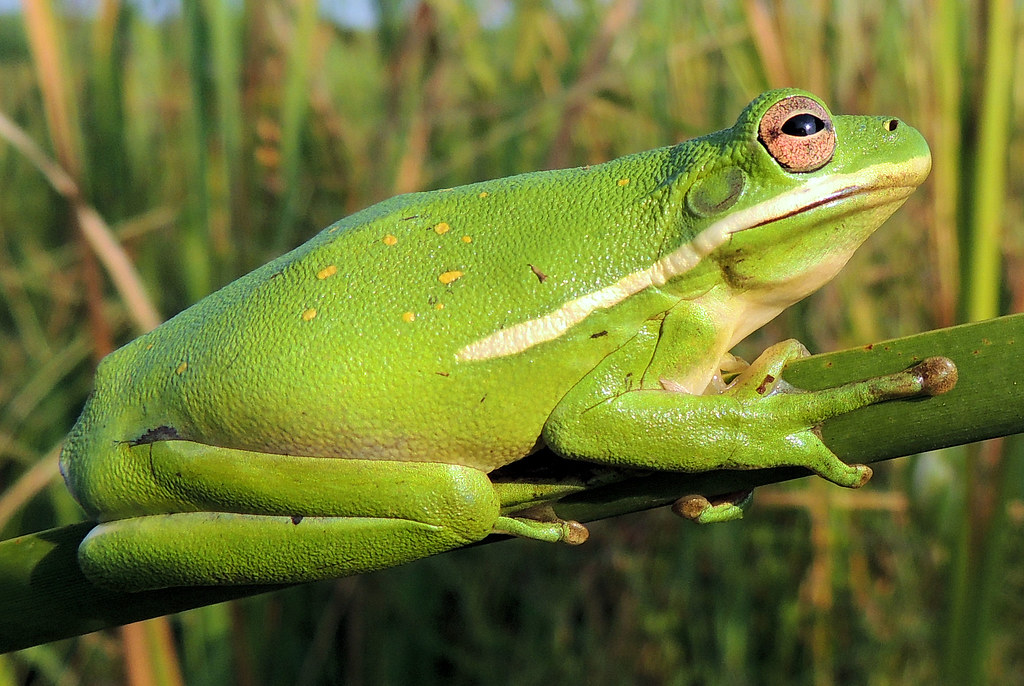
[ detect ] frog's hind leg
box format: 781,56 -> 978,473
77,441 -> 501,591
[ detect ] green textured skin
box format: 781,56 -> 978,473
59,89 -> 932,590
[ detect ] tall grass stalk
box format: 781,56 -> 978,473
180,0 -> 214,301
275,0 -> 318,251
927,0 -> 963,327
966,0 -> 1013,323
204,0 -> 244,281
19,3 -> 175,684
945,0 -> 1017,682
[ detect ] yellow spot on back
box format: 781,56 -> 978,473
302,308 -> 317,321
175,362 -> 188,375
316,265 -> 337,280
434,222 -> 451,235
461,235 -> 472,243
439,270 -> 464,285
617,178 -> 630,186
435,303 -> 445,310
478,191 -> 489,198
402,311 -> 416,322
383,234 -> 398,245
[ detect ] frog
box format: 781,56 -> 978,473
60,89 -> 934,591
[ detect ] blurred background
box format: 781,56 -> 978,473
0,0 -> 1022,684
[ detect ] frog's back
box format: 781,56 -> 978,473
69,152 -> 684,475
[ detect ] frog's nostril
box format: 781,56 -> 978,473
886,119 -> 899,132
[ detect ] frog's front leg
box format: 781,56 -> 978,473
543,333 -> 952,522
78,441 -> 562,591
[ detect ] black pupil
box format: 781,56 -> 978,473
781,113 -> 825,136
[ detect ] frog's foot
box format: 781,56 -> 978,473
724,344 -> 956,488
494,514 -> 589,545
671,490 -> 753,524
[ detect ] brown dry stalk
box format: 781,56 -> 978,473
0,111 -> 162,332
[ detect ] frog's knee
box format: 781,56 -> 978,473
431,464 -> 502,544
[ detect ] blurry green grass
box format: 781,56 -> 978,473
0,0 -> 1022,684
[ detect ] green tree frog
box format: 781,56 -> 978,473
61,89 -> 933,591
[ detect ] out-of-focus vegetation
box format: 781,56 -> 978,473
0,0 -> 1022,683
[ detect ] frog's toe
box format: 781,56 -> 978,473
564,520 -> 590,545
671,490 -> 753,524
494,515 -> 589,545
816,460 -> 872,488
672,494 -> 713,520
850,464 -> 873,488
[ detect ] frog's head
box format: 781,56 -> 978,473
659,88 -> 931,342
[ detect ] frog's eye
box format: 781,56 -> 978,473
758,95 -> 836,173
782,113 -> 826,136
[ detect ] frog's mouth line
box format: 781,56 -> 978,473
457,156 -> 930,362
742,185 -> 862,230
738,181 -> 906,233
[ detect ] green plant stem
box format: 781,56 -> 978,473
1,314 -> 1021,653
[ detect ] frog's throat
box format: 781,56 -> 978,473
457,157 -> 929,362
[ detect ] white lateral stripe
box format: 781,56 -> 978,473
456,159 -> 923,362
